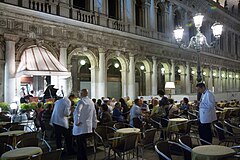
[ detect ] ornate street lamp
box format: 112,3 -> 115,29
174,13 -> 223,100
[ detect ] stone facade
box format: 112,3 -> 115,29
0,0 -> 240,102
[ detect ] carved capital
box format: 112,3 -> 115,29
59,41 -> 69,48
4,33 -> 19,42
98,47 -> 106,53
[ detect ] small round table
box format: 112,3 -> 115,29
167,118 -> 188,132
0,130 -> 27,146
192,145 -> 235,160
116,128 -> 140,134
1,147 -> 43,160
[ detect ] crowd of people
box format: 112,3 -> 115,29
18,82 -> 220,160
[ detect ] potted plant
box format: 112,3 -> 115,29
0,102 -> 10,112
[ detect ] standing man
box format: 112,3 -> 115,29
196,83 -> 217,144
50,94 -> 75,154
73,89 -> 97,160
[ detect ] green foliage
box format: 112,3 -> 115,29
0,102 -> 10,111
73,98 -> 80,106
44,101 -> 53,109
20,102 -> 37,110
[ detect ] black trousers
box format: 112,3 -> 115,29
75,133 -> 93,160
198,121 -> 212,145
53,123 -> 74,153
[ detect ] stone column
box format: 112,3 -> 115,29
170,60 -> 175,82
90,66 -> 97,98
126,0 -> 133,24
144,1 -> 150,28
218,68 -> 222,92
168,3 -> 174,37
59,42 -> 69,96
185,62 -> 191,94
71,58 -> 79,95
183,11 -> 189,43
208,67 -> 213,92
226,70 -> 230,91
164,69 -> 171,82
164,3 -> 169,33
149,0 -> 155,30
121,69 -> 127,97
145,71 -> 151,96
59,0 -> 70,17
151,56 -> 157,95
4,34 -> 18,104
128,54 -> 135,100
98,48 -> 106,98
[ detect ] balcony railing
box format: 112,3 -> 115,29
2,1 -> 185,45
71,8 -> 96,25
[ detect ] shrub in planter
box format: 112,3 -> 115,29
0,102 -> 10,111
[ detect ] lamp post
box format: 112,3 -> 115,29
173,13 -> 223,100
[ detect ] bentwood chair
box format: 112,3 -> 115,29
109,133 -> 139,160
94,126 -> 116,158
155,140 -> 191,160
138,128 -> 157,158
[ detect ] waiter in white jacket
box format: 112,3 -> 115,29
196,82 -> 217,144
73,89 -> 97,160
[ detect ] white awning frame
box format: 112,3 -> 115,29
16,46 -> 71,78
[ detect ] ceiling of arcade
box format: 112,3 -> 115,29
0,7 -> 239,71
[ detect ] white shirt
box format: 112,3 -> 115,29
129,104 -> 142,126
50,97 -> 71,129
73,96 -> 97,136
199,89 -> 217,123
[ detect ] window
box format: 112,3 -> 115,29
73,0 -> 90,11
157,4 -> 164,32
228,31 -> 232,53
135,0 -> 143,27
174,10 -> 181,28
220,33 -> 224,51
235,34 -> 238,58
108,0 -> 120,19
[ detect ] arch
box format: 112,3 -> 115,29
135,56 -> 152,73
157,61 -> 170,73
105,51 -> 128,72
16,40 -> 59,61
68,47 -> 98,68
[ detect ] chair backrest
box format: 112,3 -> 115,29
179,135 -> 193,149
115,133 -> 138,152
155,140 -> 191,160
41,148 -> 63,160
155,141 -> 171,160
0,127 -> 7,133
133,117 -> 142,129
16,137 -> 52,152
8,124 -> 25,131
113,122 -> 133,129
214,122 -> 227,141
16,131 -> 38,143
142,128 -> 157,147
16,137 -> 39,148
95,126 -> 116,140
0,142 -> 13,156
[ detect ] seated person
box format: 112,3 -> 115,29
112,102 -> 124,122
150,98 -> 159,117
167,99 -> 180,119
99,103 -> 113,124
129,98 -> 143,128
179,97 -> 190,118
